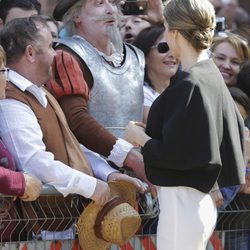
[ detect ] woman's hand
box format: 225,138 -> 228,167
244,126 -> 250,167
124,148 -> 157,198
240,168 -> 250,194
125,121 -> 150,147
210,189 -> 224,208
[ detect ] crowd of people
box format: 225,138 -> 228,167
0,0 -> 249,249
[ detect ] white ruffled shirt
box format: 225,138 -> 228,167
97,46 -> 124,67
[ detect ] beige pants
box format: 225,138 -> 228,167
157,186 -> 217,250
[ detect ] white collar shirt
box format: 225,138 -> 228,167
0,70 -> 116,197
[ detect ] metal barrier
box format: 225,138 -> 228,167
2,186 -> 250,250
0,185 -> 159,250
210,192 -> 250,250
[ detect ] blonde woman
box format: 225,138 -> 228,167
210,32 -> 250,87
125,0 -> 246,249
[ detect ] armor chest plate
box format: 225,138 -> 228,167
59,36 -> 145,138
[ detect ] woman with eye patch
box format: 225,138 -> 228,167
125,0 -> 246,249
133,25 -> 179,123
210,32 -> 250,87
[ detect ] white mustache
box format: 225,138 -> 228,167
91,14 -> 123,22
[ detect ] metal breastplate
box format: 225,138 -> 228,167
57,36 -> 145,138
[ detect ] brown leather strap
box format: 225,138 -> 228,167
94,197 -> 125,241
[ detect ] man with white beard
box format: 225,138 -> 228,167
48,0 -> 156,194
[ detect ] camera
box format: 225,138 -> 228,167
215,17 -> 226,33
120,0 -> 148,15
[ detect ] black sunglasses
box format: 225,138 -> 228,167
152,42 -> 169,54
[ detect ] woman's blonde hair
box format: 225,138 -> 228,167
0,45 -> 6,69
210,32 -> 250,62
164,0 -> 216,50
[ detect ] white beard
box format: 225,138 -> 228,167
106,24 -> 123,54
90,14 -> 124,53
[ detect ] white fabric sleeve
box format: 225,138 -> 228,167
0,99 -> 97,198
107,138 -> 133,167
79,144 -> 119,181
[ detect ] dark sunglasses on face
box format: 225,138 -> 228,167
152,42 -> 169,54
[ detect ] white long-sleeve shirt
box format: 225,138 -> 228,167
0,70 -> 117,198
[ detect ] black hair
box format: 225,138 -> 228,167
133,25 -> 165,89
229,86 -> 250,117
0,0 -> 41,23
0,15 -> 47,65
133,25 -> 165,59
237,60 -> 250,98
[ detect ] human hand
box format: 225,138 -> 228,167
133,121 -> 146,129
124,148 -> 157,198
125,121 -> 146,147
108,171 -> 147,193
20,173 -> 42,201
210,189 -> 224,208
139,0 -> 165,25
240,169 -> 250,194
244,127 -> 250,166
216,0 -> 238,30
90,179 -> 111,206
210,0 -> 223,11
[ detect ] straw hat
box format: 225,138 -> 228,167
77,180 -> 141,250
53,0 -> 81,21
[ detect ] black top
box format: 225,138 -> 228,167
142,59 -> 246,193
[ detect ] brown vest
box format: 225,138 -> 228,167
6,82 -> 91,232
6,83 -> 70,165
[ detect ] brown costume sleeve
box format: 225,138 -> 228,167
48,49 -> 117,157
58,95 -> 116,157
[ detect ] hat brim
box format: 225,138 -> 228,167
77,180 -> 138,250
53,0 -> 80,21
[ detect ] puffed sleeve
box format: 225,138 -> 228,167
48,50 -> 90,99
48,49 -> 117,157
